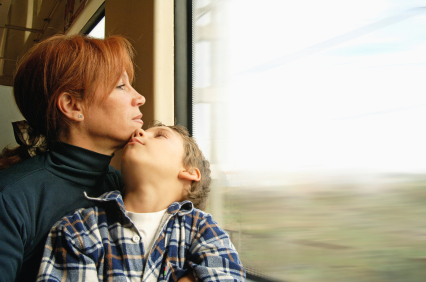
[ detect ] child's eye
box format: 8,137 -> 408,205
156,131 -> 167,138
116,84 -> 125,90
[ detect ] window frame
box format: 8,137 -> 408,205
174,0 -> 193,135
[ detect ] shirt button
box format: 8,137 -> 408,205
132,235 -> 140,242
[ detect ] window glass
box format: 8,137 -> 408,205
88,16 -> 105,39
192,1 -> 426,280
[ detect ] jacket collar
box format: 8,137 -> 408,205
84,190 -> 194,216
45,142 -> 114,187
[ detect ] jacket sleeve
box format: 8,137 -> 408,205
0,196 -> 24,282
188,212 -> 246,282
36,217 -> 100,282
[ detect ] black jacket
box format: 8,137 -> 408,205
0,142 -> 123,282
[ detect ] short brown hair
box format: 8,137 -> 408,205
149,122 -> 211,210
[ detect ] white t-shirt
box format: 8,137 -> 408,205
126,208 -> 168,255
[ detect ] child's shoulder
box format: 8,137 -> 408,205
189,207 -> 209,217
186,207 -> 218,226
184,207 -> 232,243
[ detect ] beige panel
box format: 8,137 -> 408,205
153,0 -> 174,125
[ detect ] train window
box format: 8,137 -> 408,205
189,0 -> 426,281
83,3 -> 105,38
88,16 -> 105,39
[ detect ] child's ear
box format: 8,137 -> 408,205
178,168 -> 201,182
57,92 -> 84,121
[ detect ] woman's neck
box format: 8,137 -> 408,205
59,133 -> 118,156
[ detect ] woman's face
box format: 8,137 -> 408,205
83,71 -> 145,154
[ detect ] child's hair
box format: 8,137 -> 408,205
149,121 -> 211,210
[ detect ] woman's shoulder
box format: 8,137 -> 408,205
106,166 -> 124,190
0,154 -> 46,193
106,165 -> 122,179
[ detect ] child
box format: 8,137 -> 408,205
37,122 -> 245,282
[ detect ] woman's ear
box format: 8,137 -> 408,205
57,92 -> 84,121
178,168 -> 201,182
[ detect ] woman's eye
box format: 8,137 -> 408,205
116,84 -> 125,90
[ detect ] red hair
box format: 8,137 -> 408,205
0,34 -> 135,169
14,34 -> 135,140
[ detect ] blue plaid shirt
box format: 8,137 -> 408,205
37,191 -> 245,282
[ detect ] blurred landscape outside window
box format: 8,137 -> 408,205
192,1 -> 426,281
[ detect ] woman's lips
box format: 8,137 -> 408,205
133,114 -> 143,124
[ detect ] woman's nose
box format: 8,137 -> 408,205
133,89 -> 145,107
133,128 -> 145,137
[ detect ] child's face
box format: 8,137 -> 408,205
121,127 -> 186,185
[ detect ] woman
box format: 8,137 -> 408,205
0,34 -> 145,281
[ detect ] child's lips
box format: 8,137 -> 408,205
128,137 -> 144,145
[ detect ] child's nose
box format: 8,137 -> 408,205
133,128 -> 145,137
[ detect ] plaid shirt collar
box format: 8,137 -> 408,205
83,190 -> 194,217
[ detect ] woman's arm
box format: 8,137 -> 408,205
0,197 -> 23,282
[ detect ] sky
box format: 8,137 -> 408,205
194,0 -> 426,175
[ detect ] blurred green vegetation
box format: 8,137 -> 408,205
221,175 -> 426,282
